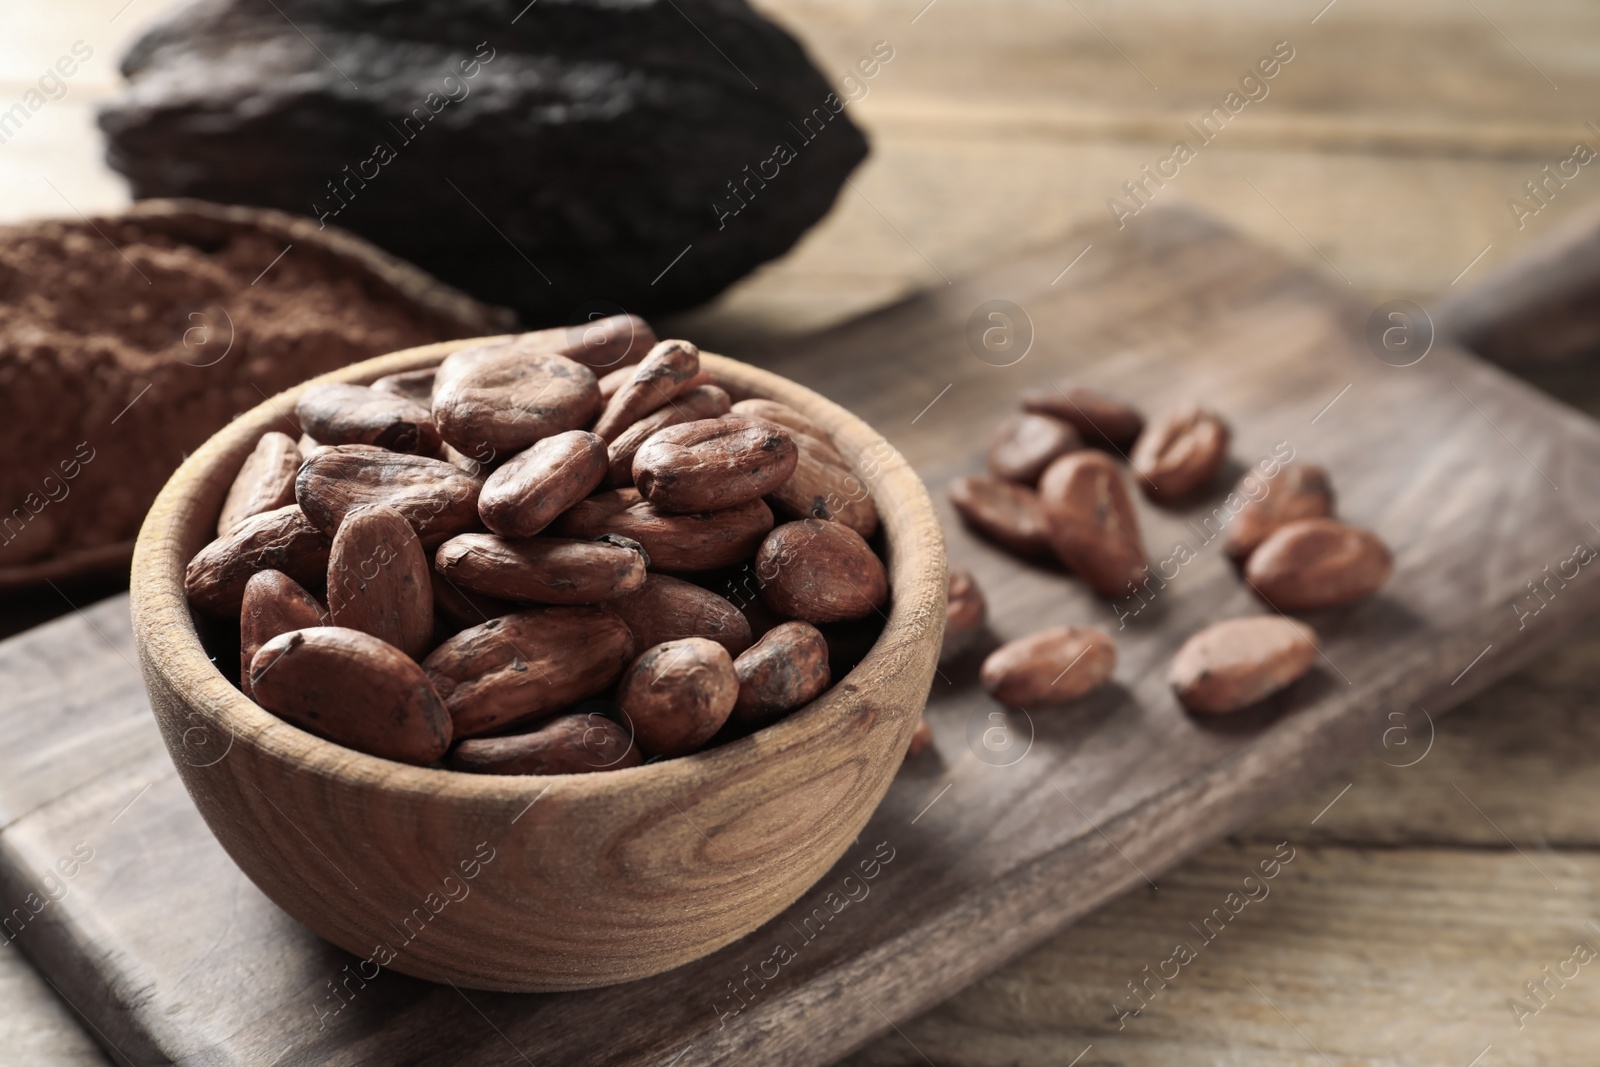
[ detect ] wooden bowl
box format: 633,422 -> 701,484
129,340 -> 946,991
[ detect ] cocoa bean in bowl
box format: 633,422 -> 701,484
130,331 -> 945,992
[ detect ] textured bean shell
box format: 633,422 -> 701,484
610,573 -> 753,656
633,417 -> 799,513
294,383 -> 441,455
605,385 -> 732,487
757,519 -> 887,623
1169,616 -> 1319,714
730,398 -> 829,442
1244,518 -> 1393,611
478,430 -> 608,538
431,339 -> 601,456
1036,452 -> 1149,597
980,626 -> 1116,707
1225,463 -> 1335,563
435,533 -> 648,604
370,367 -> 436,404
218,431 -> 300,535
987,412 -> 1082,485
1020,383 -> 1145,447
239,570 -> 326,697
555,494 -> 774,572
766,431 -> 878,538
326,504 -> 434,659
449,713 -> 642,775
615,637 -> 737,757
730,620 -> 831,727
296,449 -> 482,543
948,475 -> 1053,559
185,504 -> 331,616
591,340 -> 701,441
1130,405 -> 1231,503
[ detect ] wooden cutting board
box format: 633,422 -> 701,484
5,205 -> 1600,1067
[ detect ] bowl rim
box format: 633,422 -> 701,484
130,338 -> 947,808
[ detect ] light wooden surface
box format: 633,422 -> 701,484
4,0 -> 1600,1064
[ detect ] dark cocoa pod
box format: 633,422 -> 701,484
766,430 -> 878,538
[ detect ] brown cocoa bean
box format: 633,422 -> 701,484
555,493 -> 774,571
980,626 -> 1116,707
239,570 -> 326,697
615,637 -> 737,756
730,398 -> 829,443
611,573 -> 753,656
1021,384 -> 1145,448
1244,518 -> 1392,611
1037,452 -> 1149,597
370,367 -> 436,404
435,533 -> 648,604
1130,405 -> 1230,503
185,504 -> 332,616
449,713 -> 642,775
633,417 -> 799,513
430,569 -> 514,629
218,430 -> 300,535
553,313 -> 656,371
1169,615 -> 1318,714
326,504 -> 434,659
478,430 -> 608,538
422,606 -> 634,737
1225,463 -> 1335,563
431,338 -> 601,456
294,383 -> 442,455
987,412 -> 1082,485
605,385 -> 732,487
591,339 -> 701,440
729,620 -> 830,727
767,430 -> 879,538
906,716 -> 934,757
757,519 -> 887,623
296,449 -> 482,543
948,475 -> 1053,560
941,566 -> 988,663
249,626 -> 452,764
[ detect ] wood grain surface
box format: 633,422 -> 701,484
5,205 -> 1600,1065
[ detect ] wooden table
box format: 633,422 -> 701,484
3,1 -> 1599,1064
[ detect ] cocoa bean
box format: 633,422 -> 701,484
294,383 -> 442,455
634,417 -> 798,513
555,493 -> 774,571
730,398 -> 829,443
605,385 -> 732,487
1021,384 -> 1144,448
767,430 -> 878,538
729,620 -> 830,727
1130,405 -> 1230,503
987,412 -> 1081,485
555,313 -> 656,371
756,518 -> 887,623
941,566 -> 988,663
249,626 -> 452,765
218,430 -> 300,535
239,570 -> 326,697
296,449 -> 482,543
980,626 -> 1116,707
422,606 -> 634,738
370,367 -> 436,405
185,504 -> 332,616
1244,518 -> 1392,611
615,637 -> 737,756
478,430 -> 608,538
435,533 -> 648,604
431,338 -> 601,456
326,504 -> 434,659
430,569 -> 514,629
948,475 -> 1052,560
449,713 -> 642,775
611,573 -> 753,656
592,339 -> 701,440
1037,452 -> 1149,597
1225,463 -> 1335,563
1169,615 -> 1319,714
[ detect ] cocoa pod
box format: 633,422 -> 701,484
185,504 -> 332,616
948,475 -> 1052,560
249,627 -> 452,765
1130,405 -> 1230,503
730,398 -> 829,443
370,367 -> 436,405
987,412 -> 1082,485
941,566 -> 988,663
431,338 -> 601,456
1225,463 -> 1335,563
729,620 -> 830,727
294,383 -> 442,455
1169,616 -> 1318,714
1037,452 -> 1149,597
1020,383 -> 1144,448
435,533 -> 648,604
296,449 -> 482,543
1244,518 -> 1392,611
239,570 -> 327,698
767,430 -> 878,538
591,339 -> 701,440
555,493 -> 774,571
605,385 -> 732,487
449,713 -> 642,775
615,637 -> 737,756
633,417 -> 798,513
906,716 -> 934,757
422,607 -> 635,738
218,430 -> 300,535
757,518 -> 887,623
980,626 -> 1116,707
326,504 -> 434,659
478,430 -> 608,538
430,569 -> 514,629
611,573 -> 753,656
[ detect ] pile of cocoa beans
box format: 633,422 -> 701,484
946,384 -> 1393,717
184,328 -> 891,771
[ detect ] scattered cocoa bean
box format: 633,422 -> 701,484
449,713 -> 642,775
1244,518 -> 1392,611
757,518 -> 887,623
1169,615 -> 1318,714
478,430 -> 608,538
592,339 -> 701,441
239,569 -> 326,697
948,475 -> 1053,559
1225,463 -> 1335,563
1037,452 -> 1149,597
326,504 -> 434,659
296,449 -> 482,543
295,383 -> 442,455
1021,384 -> 1145,448
431,338 -> 601,456
988,412 -> 1082,485
435,532 -> 648,604
941,566 -> 988,663
249,626 -> 452,764
615,637 -> 738,756
555,493 -> 774,571
605,384 -> 732,487
634,417 -> 799,513
980,626 -> 1116,706
611,573 -> 753,656
185,504 -> 332,616
218,430 -> 300,535
1130,405 -> 1230,503
729,620 -> 831,727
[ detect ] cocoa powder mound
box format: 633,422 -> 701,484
0,216 -> 469,570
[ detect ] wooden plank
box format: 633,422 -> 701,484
6,205 -> 1600,1066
